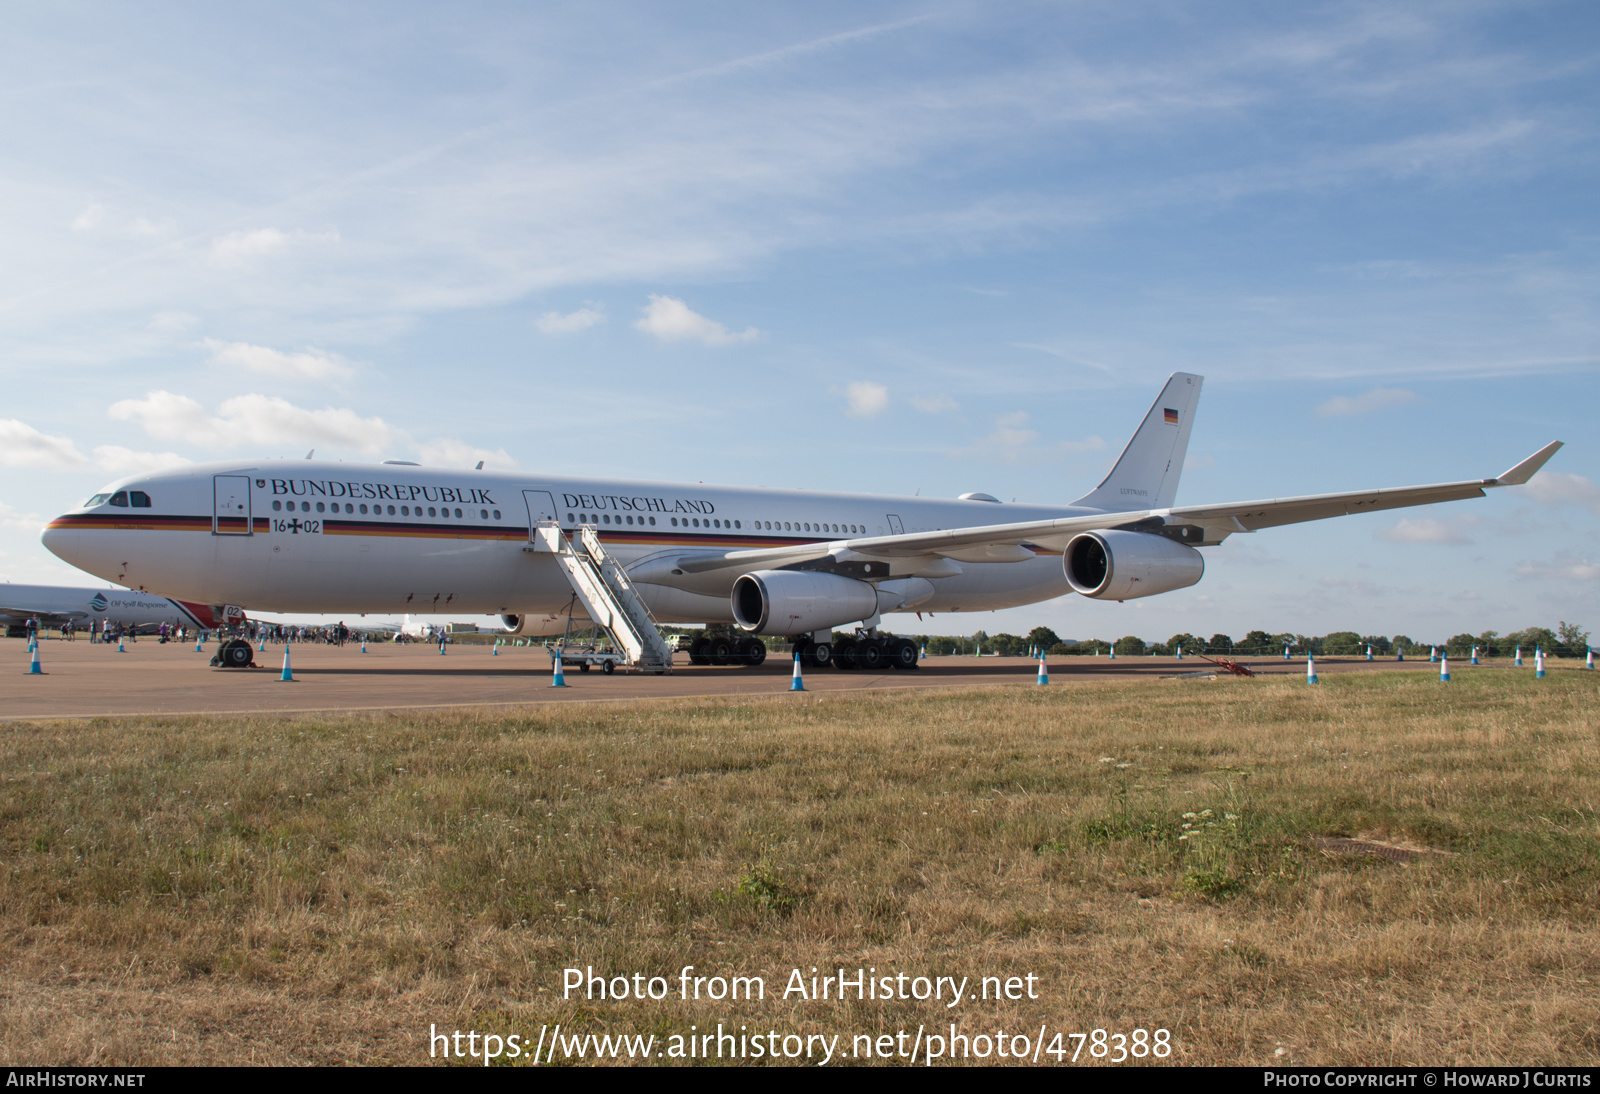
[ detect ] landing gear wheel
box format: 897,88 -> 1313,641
602,659 -> 615,675
890,638 -> 919,670
219,639 -> 254,669
689,637 -> 710,666
809,642 -> 832,668
710,638 -> 733,666
857,640 -> 885,671
834,636 -> 859,669
741,638 -> 767,667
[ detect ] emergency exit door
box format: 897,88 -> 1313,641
214,476 -> 252,535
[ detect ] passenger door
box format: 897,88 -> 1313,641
213,476 -> 252,535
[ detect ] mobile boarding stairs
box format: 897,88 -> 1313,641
529,521 -> 674,674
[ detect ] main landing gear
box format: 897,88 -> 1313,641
830,633 -> 919,671
687,630 -> 768,667
211,638 -> 256,669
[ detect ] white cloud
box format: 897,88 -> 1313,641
1515,554 -> 1600,582
634,295 -> 759,346
1314,387 -> 1421,418
1518,471 -> 1600,515
0,501 -> 45,531
90,446 -> 192,474
149,312 -> 199,332
202,339 -> 356,382
71,204 -> 104,232
1376,517 -> 1473,545
0,420 -> 88,469
535,307 -> 604,334
414,438 -> 518,471
910,394 -> 958,414
209,228 -> 339,267
952,412 -> 1106,463
845,381 -> 889,418
108,391 -> 405,456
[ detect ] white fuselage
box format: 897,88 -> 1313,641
0,583 -> 228,632
42,460 -> 1086,633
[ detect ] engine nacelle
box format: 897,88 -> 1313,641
1064,530 -> 1204,601
499,612 -> 578,637
732,570 -> 880,635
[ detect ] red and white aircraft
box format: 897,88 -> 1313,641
0,583 -> 237,635
40,374 -> 1561,667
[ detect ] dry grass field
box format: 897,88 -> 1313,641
1,667 -> 1596,1066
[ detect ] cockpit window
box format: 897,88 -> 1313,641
130,491 -> 152,508
84,493 -> 110,508
109,491 -> 129,507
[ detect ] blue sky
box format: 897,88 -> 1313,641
1,1 -> 1596,643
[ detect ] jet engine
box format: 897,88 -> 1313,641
732,570 -> 880,635
1064,530 -> 1204,601
499,612 -> 580,637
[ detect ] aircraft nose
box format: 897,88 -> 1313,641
41,517 -> 82,568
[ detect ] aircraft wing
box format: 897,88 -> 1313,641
665,441 -> 1562,577
0,607 -> 89,626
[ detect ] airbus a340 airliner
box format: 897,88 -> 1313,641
41,374 -> 1561,670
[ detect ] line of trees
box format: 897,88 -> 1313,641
910,622 -> 1591,658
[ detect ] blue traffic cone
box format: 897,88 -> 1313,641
1440,655 -> 1450,683
1535,650 -> 1545,679
1587,646 -> 1593,670
1397,647 -> 1404,661
1036,655 -> 1049,686
258,638 -> 266,653
117,635 -> 125,653
1284,645 -> 1291,661
1108,646 -> 1116,660
1471,646 -> 1479,665
1175,645 -> 1183,660
27,644 -> 41,675
1306,653 -> 1318,685
492,641 -> 498,656
360,636 -> 367,653
1366,645 -> 1373,661
279,647 -> 294,682
551,651 -> 567,687
790,651 -> 806,691
1430,646 -> 1437,663
1515,646 -> 1523,666
919,645 -> 926,660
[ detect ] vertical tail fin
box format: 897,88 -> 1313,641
1071,373 -> 1202,511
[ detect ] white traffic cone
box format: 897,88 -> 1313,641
1306,653 -> 1318,685
1440,655 -> 1450,683
1109,645 -> 1116,660
1366,645 -> 1373,661
1535,649 -> 1545,679
551,650 -> 567,687
1430,646 -> 1437,663
27,644 -> 41,675
1175,645 -> 1183,660
1471,646 -> 1479,665
117,635 -> 125,653
492,640 -> 498,656
1284,645 -> 1291,661
1036,654 -> 1049,686
1515,646 -> 1523,667
1587,646 -> 1594,670
280,647 -> 294,682
790,651 -> 806,691
919,645 -> 926,660
360,636 -> 367,653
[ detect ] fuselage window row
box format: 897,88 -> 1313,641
267,500 -> 503,521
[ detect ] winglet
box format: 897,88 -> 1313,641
1494,441 -> 1563,486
